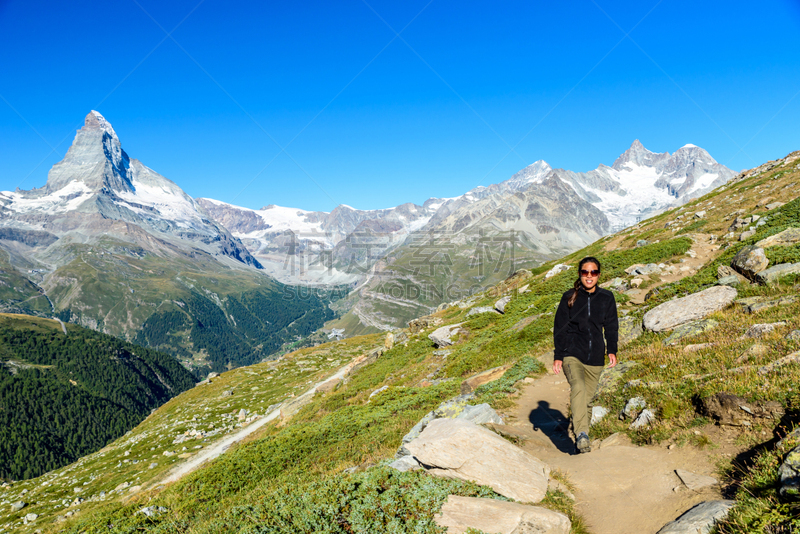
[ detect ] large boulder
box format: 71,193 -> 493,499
495,296 -> 512,313
756,227 -> 800,248
656,500 -> 735,534
731,246 -> 769,279
406,418 -> 550,503
756,262 -> 800,284
643,286 -> 737,332
428,324 -> 465,348
434,495 -> 570,534
545,264 -> 571,279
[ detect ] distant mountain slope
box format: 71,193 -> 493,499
0,112 -> 335,372
0,313 -> 196,480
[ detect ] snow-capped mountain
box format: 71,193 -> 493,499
552,140 -> 736,229
1,111 -> 260,268
196,198 -> 438,284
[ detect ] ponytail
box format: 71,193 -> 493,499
567,256 -> 602,308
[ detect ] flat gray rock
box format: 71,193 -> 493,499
590,406 -> 609,426
743,322 -> 786,338
643,286 -> 737,332
656,500 -> 734,534
428,323 -> 465,348
756,262 -> 800,284
434,495 -> 570,534
466,306 -> 499,317
676,469 -> 718,490
407,418 -> 550,503
388,455 -> 421,472
630,408 -> 656,429
495,296 -> 512,313
756,227 -> 800,248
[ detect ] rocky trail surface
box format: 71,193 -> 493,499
504,353 -> 727,534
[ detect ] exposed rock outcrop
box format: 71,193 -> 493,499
643,286 -> 737,332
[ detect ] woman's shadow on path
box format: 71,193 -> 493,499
528,400 -> 575,454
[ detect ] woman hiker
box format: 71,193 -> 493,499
553,256 -> 619,454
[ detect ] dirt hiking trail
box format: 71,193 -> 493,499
503,354 -> 725,534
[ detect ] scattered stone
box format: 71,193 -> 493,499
735,343 -> 770,364
744,295 -> 799,313
24,512 -> 38,522
115,481 -> 131,491
756,227 -> 800,248
237,408 -> 248,421
694,211 -> 706,218
699,392 -> 784,426
675,469 -> 718,491
739,230 -> 756,241
643,286 -> 737,332
346,347 -> 385,377
779,445 -> 800,498
630,278 -> 643,288
466,306 -> 499,317
221,389 -> 234,397
622,397 -> 646,419
787,329 -> 800,341
407,418 -> 550,503
136,506 -> 168,517
618,316 -> 643,347
684,343 -> 715,353
545,264 -> 571,279
590,406 -> 608,426
758,351 -> 800,375
716,275 -> 742,287
388,455 -> 421,472
731,246 -> 769,279
663,319 -> 719,345
369,385 -> 389,399
636,239 -> 649,247
149,462 -> 158,469
630,409 -> 656,429
756,262 -> 800,284
656,500 -> 735,534
428,323 -> 466,348
461,365 -> 510,394
10,501 -> 26,512
434,495 -> 570,534
408,315 -> 442,334
743,322 -> 786,338
628,263 -> 662,276
495,296 -> 512,314
717,265 -> 749,284
207,372 -> 219,379
765,201 -> 785,210
433,349 -> 452,357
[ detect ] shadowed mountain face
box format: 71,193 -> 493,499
0,112 -> 334,374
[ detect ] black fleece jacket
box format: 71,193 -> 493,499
553,286 -> 619,366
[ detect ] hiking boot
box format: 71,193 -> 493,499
576,432 -> 591,454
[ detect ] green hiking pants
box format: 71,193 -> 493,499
562,356 -> 604,437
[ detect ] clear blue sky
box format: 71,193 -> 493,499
1,0 -> 799,212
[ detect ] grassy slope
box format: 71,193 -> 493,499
3,151 -> 799,533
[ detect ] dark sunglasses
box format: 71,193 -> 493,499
580,269 -> 600,276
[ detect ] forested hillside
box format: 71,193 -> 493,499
0,314 -> 195,480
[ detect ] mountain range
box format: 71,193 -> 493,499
0,111 -> 736,358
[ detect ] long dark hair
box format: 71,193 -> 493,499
567,256 -> 602,308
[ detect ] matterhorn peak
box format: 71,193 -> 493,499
44,111 -> 133,194
83,110 -> 119,139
